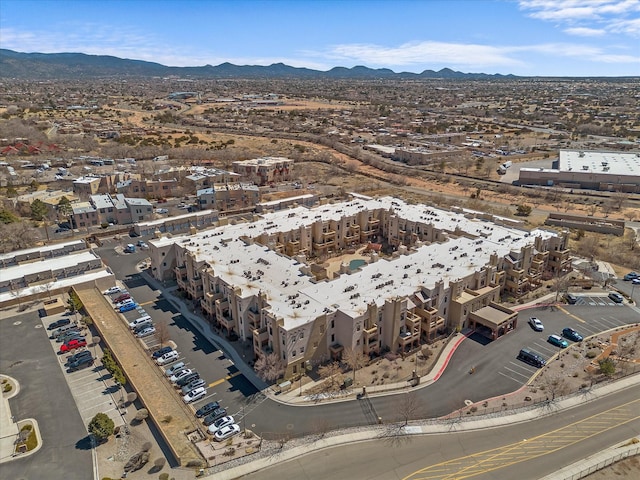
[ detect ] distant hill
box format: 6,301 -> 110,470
0,49 -> 517,80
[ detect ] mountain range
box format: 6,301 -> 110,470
0,49 -> 516,80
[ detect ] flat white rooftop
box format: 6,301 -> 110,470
0,240 -> 85,262
3,250 -> 102,283
559,150 -> 640,176
153,196 -> 556,329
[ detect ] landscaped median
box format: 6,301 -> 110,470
74,285 -> 204,467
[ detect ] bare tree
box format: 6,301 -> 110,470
396,392 -> 423,426
577,236 -> 599,262
317,361 -> 343,393
343,347 -> 366,384
254,353 -> 285,382
155,321 -> 170,347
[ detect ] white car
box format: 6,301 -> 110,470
164,360 -> 184,374
114,298 -> 135,309
183,386 -> 207,404
207,415 -> 235,435
170,368 -> 193,383
103,286 -> 121,295
136,326 -> 156,338
156,351 -> 180,366
129,316 -> 152,329
214,424 -> 240,441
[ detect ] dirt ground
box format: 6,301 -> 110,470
584,454 -> 640,478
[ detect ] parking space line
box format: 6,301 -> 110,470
498,371 -> 523,383
502,367 -> 531,380
208,370 -> 242,388
557,305 -> 586,323
507,361 -> 534,373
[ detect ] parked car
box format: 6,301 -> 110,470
59,338 -> 87,353
133,321 -> 154,334
64,349 -> 93,366
113,293 -> 131,303
562,327 -> 583,342
119,303 -> 138,313
195,401 -> 220,418
129,315 -> 152,329
213,424 -> 240,441
528,317 -> 544,331
50,323 -> 78,339
47,318 -> 72,330
183,387 -> 207,404
152,346 -> 173,359
57,332 -> 85,344
67,356 -> 94,372
156,351 -> 179,366
124,243 -> 136,253
136,325 -> 156,338
114,298 -> 135,309
176,372 -> 200,388
564,293 -> 577,305
155,208 -> 168,214
632,278 -> 640,285
623,272 -> 638,281
517,348 -> 546,368
203,408 -> 228,426
547,334 -> 569,348
103,286 -> 121,295
608,292 -> 624,304
55,327 -> 82,341
207,415 -> 235,434
170,368 -> 193,383
181,378 -> 206,395
163,361 -> 185,376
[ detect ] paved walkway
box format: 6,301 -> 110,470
0,375 -> 42,464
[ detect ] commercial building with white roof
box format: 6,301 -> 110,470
0,240 -> 113,307
518,150 -> 640,192
149,195 -> 571,379
232,156 -> 293,186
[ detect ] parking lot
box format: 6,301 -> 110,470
101,275 -> 259,437
42,312 -> 125,429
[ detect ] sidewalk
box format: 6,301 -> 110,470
0,375 -> 42,464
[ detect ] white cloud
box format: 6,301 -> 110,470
564,27 -> 606,36
519,0 -> 640,39
318,41 -> 524,69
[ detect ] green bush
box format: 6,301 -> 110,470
3,383 -> 12,393
88,413 -> 115,443
20,424 -> 37,451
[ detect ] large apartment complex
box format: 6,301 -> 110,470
149,195 -> 570,379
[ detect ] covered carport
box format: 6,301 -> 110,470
468,303 -> 518,340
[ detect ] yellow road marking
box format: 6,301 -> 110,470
403,398 -> 640,480
139,300 -> 155,306
556,305 -> 586,323
209,370 -> 242,388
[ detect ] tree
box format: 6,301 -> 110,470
396,392 -> 423,426
254,352 -> 285,382
343,347 -> 366,384
317,361 -> 343,393
155,321 -> 170,347
67,290 -> 83,316
0,209 -> 20,224
57,196 -> 73,218
30,199 -> 49,221
598,357 -> 616,377
515,204 -> 532,217
0,221 -> 38,253
88,412 -> 115,443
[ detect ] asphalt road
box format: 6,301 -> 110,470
0,311 -> 93,480
239,383 -> 640,480
95,238 -> 640,440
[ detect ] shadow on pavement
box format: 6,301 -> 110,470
75,435 -> 93,450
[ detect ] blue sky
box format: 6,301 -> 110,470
1,0 -> 639,76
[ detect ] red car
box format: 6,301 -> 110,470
113,293 -> 131,303
59,338 -> 87,353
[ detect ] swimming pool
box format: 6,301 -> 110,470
349,259 -> 367,271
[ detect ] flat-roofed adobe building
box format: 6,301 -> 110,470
518,150 -> 640,193
148,195 -> 570,379
232,157 -> 293,186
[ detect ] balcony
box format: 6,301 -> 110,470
252,327 -> 269,353
218,313 -> 236,332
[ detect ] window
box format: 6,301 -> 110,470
292,350 -> 296,357
300,346 -> 304,353
331,334 -> 335,342
331,320 -> 335,329
300,331 -> 303,338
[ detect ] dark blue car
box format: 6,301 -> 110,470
562,327 -> 583,342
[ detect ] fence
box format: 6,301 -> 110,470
561,445 -> 640,480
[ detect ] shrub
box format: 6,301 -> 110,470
3,383 -> 12,393
134,409 -> 148,422
88,413 -> 115,443
142,441 -> 152,452
586,351 -> 598,359
159,474 -> 169,480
